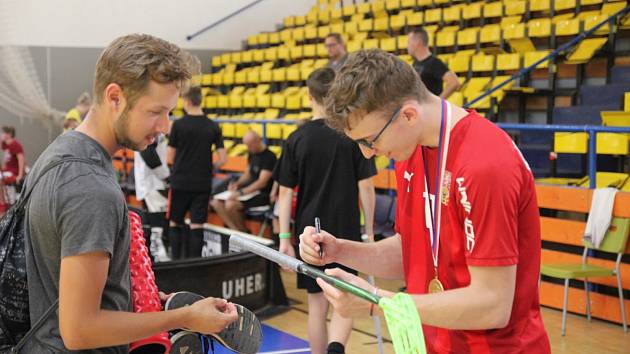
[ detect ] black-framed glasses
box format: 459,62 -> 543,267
354,107 -> 401,150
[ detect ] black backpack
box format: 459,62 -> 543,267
0,157 -> 95,353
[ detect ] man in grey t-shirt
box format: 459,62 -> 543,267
24,34 -> 238,353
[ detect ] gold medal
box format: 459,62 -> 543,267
428,277 -> 444,293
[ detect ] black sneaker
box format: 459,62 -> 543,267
164,292 -> 262,354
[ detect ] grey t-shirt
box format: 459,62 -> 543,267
24,131 -> 131,353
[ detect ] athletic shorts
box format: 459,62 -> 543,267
169,189 -> 210,224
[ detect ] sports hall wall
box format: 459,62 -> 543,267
0,0 -> 316,163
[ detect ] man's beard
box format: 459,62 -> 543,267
114,108 -> 144,151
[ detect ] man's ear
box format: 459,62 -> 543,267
103,83 -> 126,113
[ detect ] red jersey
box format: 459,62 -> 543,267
1,139 -> 23,177
394,110 -> 550,353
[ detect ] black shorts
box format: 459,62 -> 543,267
295,247 -> 359,294
169,189 -> 210,224
241,193 -> 270,210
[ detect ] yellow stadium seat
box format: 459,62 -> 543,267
381,37 -> 397,52
597,133 -> 629,155
483,2 -> 503,19
347,40 -> 362,53
601,1 -> 626,17
374,16 -> 389,32
223,72 -> 235,86
565,37 -> 608,64
292,27 -> 305,41
554,133 -> 588,153
407,12 -> 423,26
279,29 -> 292,42
359,18 -> 374,32
530,0 -> 551,13
527,18 -> 552,38
449,54 -> 471,74
372,0 -> 386,14
290,46 -> 304,60
269,33 -> 281,45
424,8 -> 442,24
555,18 -> 580,37
471,54 -> 495,72
217,95 -> 229,109
490,75 -> 515,95
524,50 -> 551,69
626,92 -> 630,111
417,0 -> 432,6
437,53 -> 454,64
463,2 -> 482,21
479,24 -> 501,45
318,25 -> 331,38
231,52 -> 242,64
457,27 -> 479,47
264,47 -> 278,61
253,49 -> 265,62
257,33 -> 270,46
204,96 -> 218,109
580,0 -> 603,5
448,92 -> 464,106
284,16 -> 296,28
397,35 -> 409,51
342,4 -> 356,16
401,0 -> 417,8
504,0 -> 526,16
345,21 -> 359,35
286,95 -> 302,110
356,2 -> 371,14
234,69 -> 248,84
399,54 -> 413,65
211,56 -> 221,67
211,73 -> 223,86
363,38 -> 380,50
304,26 -> 318,40
247,35 -> 258,47
257,94 -> 271,108
271,93 -> 285,109
220,53 -> 231,65
221,123 -> 236,138
443,6 -> 462,23
318,9 -> 331,24
330,22 -> 344,34
386,0 -> 402,11
463,77 -> 491,99
390,14 -> 406,30
303,44 -> 317,58
271,68 -> 286,82
436,27 -> 457,48
555,0 -> 576,12
584,15 -> 610,35
497,53 -> 521,71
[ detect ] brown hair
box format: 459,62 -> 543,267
324,49 -> 428,132
77,92 -> 91,106
306,68 -> 335,105
183,86 -> 203,107
93,34 -> 191,108
326,33 -> 344,45
1,126 -> 15,138
409,28 -> 429,46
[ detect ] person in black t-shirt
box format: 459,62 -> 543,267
210,131 -> 276,232
273,68 -> 376,354
408,28 -> 461,98
167,87 -> 226,259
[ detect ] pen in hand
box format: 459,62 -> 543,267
315,217 -> 323,259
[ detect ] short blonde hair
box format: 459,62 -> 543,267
93,34 -> 191,107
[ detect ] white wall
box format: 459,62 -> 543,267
1,0 -> 316,50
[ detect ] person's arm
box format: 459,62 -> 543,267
317,264 -> 516,330
232,169 -> 251,189
16,152 -> 25,181
214,148 -> 227,170
358,177 -> 375,241
440,70 -> 461,99
59,251 -> 238,349
278,185 -> 295,259
299,227 -> 405,280
166,147 -> 176,167
240,170 -> 272,195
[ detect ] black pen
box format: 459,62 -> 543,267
315,217 -> 323,259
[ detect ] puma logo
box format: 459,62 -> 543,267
403,171 -> 414,192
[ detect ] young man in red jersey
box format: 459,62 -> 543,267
298,49 -> 551,353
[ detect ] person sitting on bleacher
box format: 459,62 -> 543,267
325,33 -> 348,71
63,92 -> 91,131
211,131 -> 276,233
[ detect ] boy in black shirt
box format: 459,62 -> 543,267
168,86 -> 226,258
210,131 -> 276,232
273,68 -> 376,354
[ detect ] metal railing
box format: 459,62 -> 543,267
215,119 -> 630,189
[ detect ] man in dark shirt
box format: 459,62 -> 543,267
210,131 -> 276,232
274,68 -> 376,354
408,28 -> 461,99
325,33 -> 348,71
168,86 -> 227,258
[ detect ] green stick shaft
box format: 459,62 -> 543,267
298,264 -> 381,304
